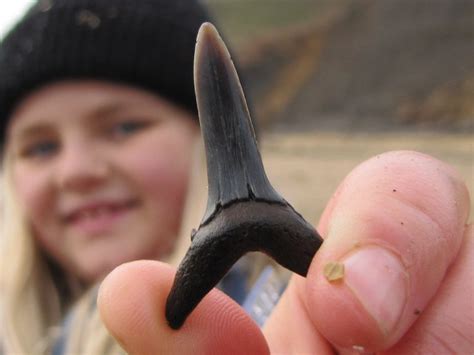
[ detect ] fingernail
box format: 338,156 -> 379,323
342,246 -> 408,335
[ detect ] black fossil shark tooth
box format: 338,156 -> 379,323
165,23 -> 323,329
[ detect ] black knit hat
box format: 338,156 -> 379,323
0,0 -> 212,144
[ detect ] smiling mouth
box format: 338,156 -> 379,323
65,200 -> 139,234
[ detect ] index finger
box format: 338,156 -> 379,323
98,260 -> 269,355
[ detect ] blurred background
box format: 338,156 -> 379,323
1,0 -> 472,223
204,0 -> 473,223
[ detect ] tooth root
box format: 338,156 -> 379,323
195,23 -> 285,224
166,202 -> 323,329
166,230 -> 243,329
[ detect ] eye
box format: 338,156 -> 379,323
109,120 -> 150,138
21,140 -> 59,159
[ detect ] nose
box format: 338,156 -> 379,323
56,140 -> 109,192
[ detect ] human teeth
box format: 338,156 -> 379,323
77,207 -> 110,220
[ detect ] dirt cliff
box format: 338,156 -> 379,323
236,0 -> 474,132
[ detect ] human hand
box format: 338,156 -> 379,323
98,151 -> 472,354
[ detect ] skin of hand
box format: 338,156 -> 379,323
98,150 -> 472,354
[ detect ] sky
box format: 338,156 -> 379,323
0,1 -> 33,40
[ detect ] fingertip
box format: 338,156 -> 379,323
318,150 -> 468,234
98,260 -> 268,354
98,260 -> 174,352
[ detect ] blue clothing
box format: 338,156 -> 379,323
219,262 -> 288,327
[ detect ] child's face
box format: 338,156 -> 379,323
7,81 -> 199,282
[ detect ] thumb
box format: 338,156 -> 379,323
303,151 -> 470,352
97,260 -> 268,354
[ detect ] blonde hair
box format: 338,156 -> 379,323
0,136 -> 208,354
1,153 -> 68,354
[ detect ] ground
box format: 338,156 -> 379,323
261,130 -> 473,225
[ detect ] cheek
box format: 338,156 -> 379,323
140,154 -> 188,215
13,166 -> 53,222
12,165 -> 61,257
124,132 -> 194,225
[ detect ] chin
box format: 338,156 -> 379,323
72,237 -> 164,282
74,253 -> 126,283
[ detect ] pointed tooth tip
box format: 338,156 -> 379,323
197,22 -> 219,42
196,22 -> 226,55
194,22 -> 233,84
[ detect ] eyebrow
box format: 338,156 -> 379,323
85,100 -> 162,123
10,124 -> 54,143
85,101 -> 126,120
12,102 -> 126,138
9,97 -> 158,146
